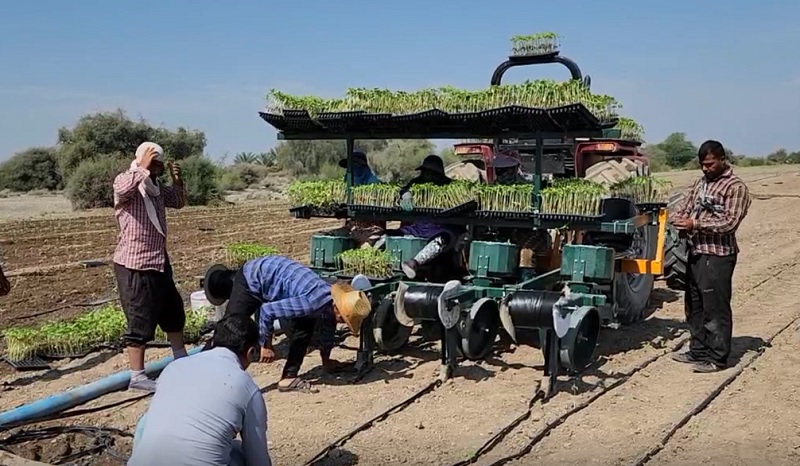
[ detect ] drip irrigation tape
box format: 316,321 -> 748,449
0,425 -> 132,465
302,380 -> 441,466
631,314 -> 800,466
465,336 -> 689,466
449,392 -> 545,466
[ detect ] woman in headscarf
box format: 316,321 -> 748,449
326,152 -> 386,246
374,155 -> 466,280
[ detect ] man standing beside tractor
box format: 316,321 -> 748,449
670,140 -> 751,373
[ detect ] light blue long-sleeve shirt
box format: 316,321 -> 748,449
128,348 -> 271,466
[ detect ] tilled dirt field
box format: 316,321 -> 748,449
1,165 -> 799,465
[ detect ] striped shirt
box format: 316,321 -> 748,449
242,256 -> 335,352
112,166 -> 187,272
673,167 -> 751,256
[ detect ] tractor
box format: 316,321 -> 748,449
251,44 -> 681,398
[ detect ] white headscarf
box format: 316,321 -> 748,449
114,142 -> 166,237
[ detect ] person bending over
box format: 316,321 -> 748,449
204,255 -> 372,393
128,314 -> 271,466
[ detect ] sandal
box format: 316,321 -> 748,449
277,378 -> 319,393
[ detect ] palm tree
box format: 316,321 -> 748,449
233,152 -> 258,165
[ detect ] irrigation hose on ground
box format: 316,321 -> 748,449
302,380 -> 442,466
447,334 -> 690,466
0,425 -> 133,465
631,314 -> 800,466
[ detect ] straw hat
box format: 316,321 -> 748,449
331,282 -> 372,336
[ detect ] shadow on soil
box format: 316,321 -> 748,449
1,349 -> 120,389
309,448 -> 359,466
728,335 -> 769,366
472,287 -> 687,395
259,338 -> 441,393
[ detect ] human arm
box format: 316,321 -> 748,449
693,182 -> 751,235
671,180 -> 699,220
161,185 -> 187,209
162,162 -> 187,209
113,168 -> 150,204
240,391 -> 271,466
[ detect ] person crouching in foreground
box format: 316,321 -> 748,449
112,142 -> 189,392
204,255 -> 372,393
128,314 -> 271,466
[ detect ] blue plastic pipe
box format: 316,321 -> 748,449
0,346 -> 203,427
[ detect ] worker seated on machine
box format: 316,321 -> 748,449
203,255 -> 372,393
324,151 -> 387,246
373,154 -> 467,280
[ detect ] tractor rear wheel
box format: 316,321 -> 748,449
584,158 -> 648,184
584,158 -> 655,325
661,192 -> 689,291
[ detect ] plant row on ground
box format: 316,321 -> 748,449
287,176 -> 672,217
2,304 -> 209,361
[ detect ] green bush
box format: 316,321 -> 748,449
67,156 -> 129,209
0,147 -> 63,192
218,163 -> 270,191
179,155 -> 223,205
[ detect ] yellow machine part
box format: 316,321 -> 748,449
617,207 -> 668,275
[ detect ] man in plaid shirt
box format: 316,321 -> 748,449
113,142 -> 189,392
204,255 -> 372,393
670,140 -> 751,373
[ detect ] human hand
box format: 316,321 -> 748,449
139,146 -> 160,171
259,347 -> 275,363
399,192 -> 414,211
672,217 -> 694,231
167,162 -> 183,186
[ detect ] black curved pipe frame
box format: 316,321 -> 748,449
490,52 -> 589,87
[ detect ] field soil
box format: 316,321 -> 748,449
0,165 -> 798,465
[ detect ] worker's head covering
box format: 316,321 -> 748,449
135,142 -> 164,163
338,151 -> 368,169
331,282 -> 372,336
415,155 -> 446,176
204,264 -> 236,306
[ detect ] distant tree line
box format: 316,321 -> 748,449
0,110 -> 797,210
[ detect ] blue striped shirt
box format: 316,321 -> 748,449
242,256 -> 335,353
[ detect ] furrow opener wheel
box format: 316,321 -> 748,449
661,192 -> 689,291
458,298 -> 500,360
374,295 -> 412,352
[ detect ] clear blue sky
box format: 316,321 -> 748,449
1,1 -> 799,162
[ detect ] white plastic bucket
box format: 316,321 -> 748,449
191,291 -> 225,323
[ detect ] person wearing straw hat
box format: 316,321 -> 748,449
204,255 -> 372,393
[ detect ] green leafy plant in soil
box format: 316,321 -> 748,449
610,176 -> 672,204
352,183 -> 401,207
266,79 -> 622,122
225,243 -> 280,268
510,32 -> 560,56
540,179 -> 608,216
408,181 -> 477,209
2,304 -> 209,361
286,180 -> 346,211
476,183 -> 534,212
336,248 -> 393,279
614,117 -> 645,142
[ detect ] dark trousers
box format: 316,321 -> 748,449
685,253 -> 737,366
279,316 -> 317,379
210,269 -> 319,378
